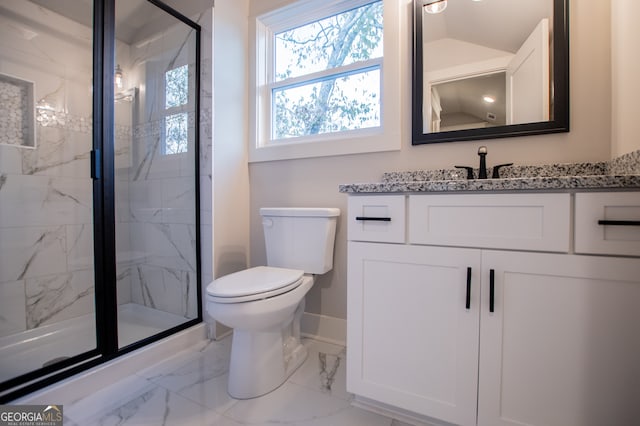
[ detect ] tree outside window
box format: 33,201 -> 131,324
164,64 -> 189,155
270,1 -> 384,141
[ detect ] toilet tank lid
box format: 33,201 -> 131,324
259,207 -> 340,217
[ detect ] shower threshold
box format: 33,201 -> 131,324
0,303 -> 187,384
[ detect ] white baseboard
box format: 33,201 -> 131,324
300,312 -> 346,346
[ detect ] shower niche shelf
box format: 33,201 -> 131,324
0,72 -> 36,149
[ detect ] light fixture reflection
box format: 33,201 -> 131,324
115,64 -> 124,90
424,0 -> 447,14
483,96 -> 496,103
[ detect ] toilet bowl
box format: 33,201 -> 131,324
206,266 -> 314,399
206,207 -> 339,399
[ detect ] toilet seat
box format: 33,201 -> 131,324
207,266 -> 305,303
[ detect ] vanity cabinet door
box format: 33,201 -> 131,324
347,241 -> 481,426
478,251 -> 640,426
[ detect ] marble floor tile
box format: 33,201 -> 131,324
298,405 -> 405,426
136,338 -> 220,381
221,381 -> 352,424
289,338 -> 350,400
169,370 -> 237,414
61,335 -> 417,426
68,381 -> 224,426
143,338 -> 237,413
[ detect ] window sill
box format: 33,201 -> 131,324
248,128 -> 401,163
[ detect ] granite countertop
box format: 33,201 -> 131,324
339,151 -> 640,193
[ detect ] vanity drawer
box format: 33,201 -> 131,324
348,195 -> 406,243
575,192 -> 640,256
408,193 -> 571,252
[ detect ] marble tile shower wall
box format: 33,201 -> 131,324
0,4 -> 215,339
117,114 -> 199,319
0,5 -> 95,338
113,16 -> 206,321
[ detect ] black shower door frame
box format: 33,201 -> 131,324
0,0 -> 202,403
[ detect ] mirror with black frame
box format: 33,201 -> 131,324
412,0 -> 569,145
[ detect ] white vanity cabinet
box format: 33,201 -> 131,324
348,241 -> 481,426
346,192 -> 640,426
478,250 -> 640,426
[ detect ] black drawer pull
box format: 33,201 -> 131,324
465,267 -> 472,310
355,217 -> 391,222
489,269 -> 495,313
598,220 -> 640,227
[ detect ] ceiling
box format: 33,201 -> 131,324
28,0 -> 211,45
422,0 -> 553,54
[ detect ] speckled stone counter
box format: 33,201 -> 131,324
339,150 -> 640,193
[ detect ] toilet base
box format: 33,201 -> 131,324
209,276 -> 314,399
227,328 -> 307,399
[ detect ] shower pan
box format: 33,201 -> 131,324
0,0 -> 202,402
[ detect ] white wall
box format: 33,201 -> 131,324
245,0 -> 617,321
611,0 -> 640,157
212,0 -> 251,280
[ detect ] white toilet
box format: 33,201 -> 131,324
206,207 -> 340,399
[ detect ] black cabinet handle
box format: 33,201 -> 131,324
465,267 -> 472,310
598,220 -> 640,227
489,269 -> 495,313
355,217 -> 391,222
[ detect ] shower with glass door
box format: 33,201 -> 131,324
0,0 -> 201,401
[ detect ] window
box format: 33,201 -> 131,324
251,0 -> 402,162
273,2 -> 382,140
164,64 -> 189,155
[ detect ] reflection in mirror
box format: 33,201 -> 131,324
430,72 -> 506,132
413,0 -> 569,144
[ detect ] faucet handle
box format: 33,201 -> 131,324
455,166 -> 475,180
491,163 -> 514,179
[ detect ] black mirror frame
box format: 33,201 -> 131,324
412,0 -> 569,145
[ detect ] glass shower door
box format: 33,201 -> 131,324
0,0 -> 97,387
113,0 -> 200,348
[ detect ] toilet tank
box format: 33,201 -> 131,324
260,207 -> 340,274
